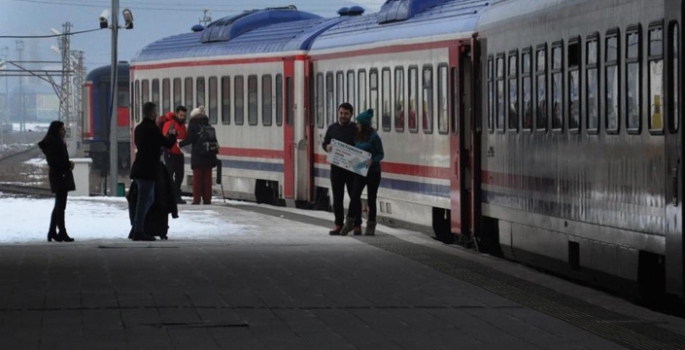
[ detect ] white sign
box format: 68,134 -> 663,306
327,139 -> 372,177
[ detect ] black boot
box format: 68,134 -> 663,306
57,231 -> 74,242
47,231 -> 61,242
133,232 -> 156,241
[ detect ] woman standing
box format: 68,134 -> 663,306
179,106 -> 218,205
344,109 -> 384,236
38,121 -> 75,242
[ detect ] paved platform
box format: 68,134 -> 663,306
1,200 -> 685,350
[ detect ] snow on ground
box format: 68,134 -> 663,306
24,158 -> 47,166
12,123 -> 49,132
0,194 -> 254,244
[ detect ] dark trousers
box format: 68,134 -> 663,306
192,167 -> 213,204
49,190 -> 68,233
131,179 -> 155,233
164,152 -> 185,199
330,166 -> 360,226
349,172 -> 382,222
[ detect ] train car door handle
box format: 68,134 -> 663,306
673,167 -> 679,207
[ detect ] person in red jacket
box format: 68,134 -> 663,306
162,106 -> 188,204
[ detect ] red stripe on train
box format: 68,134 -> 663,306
314,154 -> 449,179
219,147 -> 283,159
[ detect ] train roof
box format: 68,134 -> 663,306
131,7 -> 348,64
86,62 -> 130,82
476,0 -> 590,30
310,0 -> 492,52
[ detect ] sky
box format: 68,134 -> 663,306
0,0 -> 385,70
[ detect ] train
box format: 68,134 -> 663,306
129,0 -> 685,301
82,62 -> 131,183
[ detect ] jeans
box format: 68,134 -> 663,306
49,190 -> 68,233
131,179 -> 155,233
348,172 -> 382,222
330,166 -> 360,226
164,153 -> 185,199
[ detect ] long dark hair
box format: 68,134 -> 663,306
43,120 -> 65,142
355,124 -> 375,142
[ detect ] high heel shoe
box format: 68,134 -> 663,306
47,231 -> 61,242
57,231 -> 74,242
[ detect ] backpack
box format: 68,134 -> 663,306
198,124 -> 219,155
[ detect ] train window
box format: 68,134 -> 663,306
184,78 -> 193,110
152,79 -> 160,111
438,65 -> 449,134
221,76 -> 230,125
551,42 -> 564,132
173,78 -> 182,110
135,80 -> 140,123
316,73 -> 324,129
522,49 -> 533,131
606,30 -> 620,133
358,70 -> 367,112
536,45 -> 548,131
208,77 -> 218,124
276,74 -> 283,126
262,75 -> 273,126
568,38 -> 581,133
370,69 -> 379,130
626,26 -> 641,133
649,23 -> 664,133
487,56 -> 494,132
395,67 -> 405,132
162,79 -> 170,114
423,66 -> 434,134
248,75 -> 258,126
286,77 -> 293,126
326,73 -> 334,126
118,89 -> 129,108
235,76 -> 244,125
142,79 -> 149,107
336,71 -> 344,117
347,71 -> 355,108
508,52 -> 519,132
670,22 -> 680,132
196,77 -> 206,109
409,66 -> 419,133
496,55 -> 505,131
587,35 -> 600,134
382,68 -> 392,132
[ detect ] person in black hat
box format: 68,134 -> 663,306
345,109 -> 384,236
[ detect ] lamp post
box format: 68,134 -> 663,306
15,40 -> 24,144
0,47 -> 7,145
102,2 -> 133,197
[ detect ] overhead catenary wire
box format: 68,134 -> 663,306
0,27 -> 103,39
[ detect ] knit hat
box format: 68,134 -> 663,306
355,109 -> 374,127
190,106 -> 206,118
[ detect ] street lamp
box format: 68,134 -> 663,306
103,2 -> 134,197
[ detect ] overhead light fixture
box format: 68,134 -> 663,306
50,28 -> 61,36
99,10 -> 110,29
50,45 -> 60,55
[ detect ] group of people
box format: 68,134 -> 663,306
39,101 -> 218,242
39,100 -> 383,242
323,103 -> 385,236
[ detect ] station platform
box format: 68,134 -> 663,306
1,199 -> 685,350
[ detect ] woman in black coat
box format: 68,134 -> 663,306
38,121 -> 75,242
179,106 -> 218,204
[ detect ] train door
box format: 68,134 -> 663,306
450,42 -> 471,236
283,60 -> 296,200
665,0 -> 684,297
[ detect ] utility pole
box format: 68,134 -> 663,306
1,46 -> 8,146
72,50 -> 85,152
109,0 -> 119,197
55,22 -> 75,153
15,40 -> 24,144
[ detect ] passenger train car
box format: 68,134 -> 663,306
82,62 -> 132,177
130,0 -> 685,301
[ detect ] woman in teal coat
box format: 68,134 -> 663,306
343,109 -> 384,236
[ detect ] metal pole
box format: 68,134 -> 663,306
109,0 -> 119,197
1,47 -> 8,146
15,40 -> 24,144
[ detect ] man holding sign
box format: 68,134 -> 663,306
323,102 -> 361,236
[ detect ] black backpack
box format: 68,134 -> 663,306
198,123 -> 219,155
